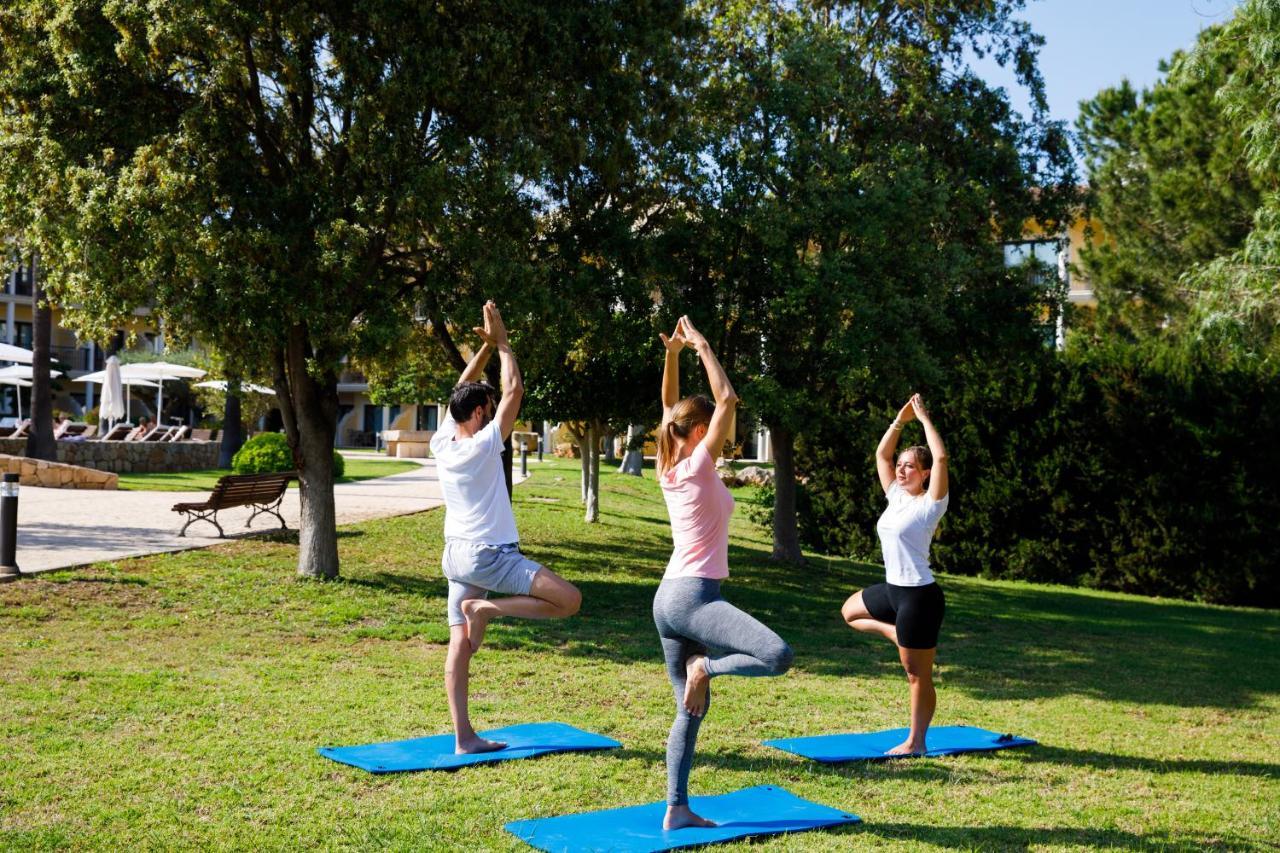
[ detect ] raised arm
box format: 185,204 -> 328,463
911,394 -> 948,501
476,301 -> 523,441
877,398 -> 914,494
658,322 -> 687,419
679,316 -> 738,461
456,341 -> 494,386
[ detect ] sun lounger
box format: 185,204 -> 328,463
97,423 -> 134,441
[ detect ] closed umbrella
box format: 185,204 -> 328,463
99,356 -> 126,428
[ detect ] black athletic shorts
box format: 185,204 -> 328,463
861,581 -> 945,650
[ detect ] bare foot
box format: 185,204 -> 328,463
460,599 -> 497,653
682,654 -> 709,717
455,736 -> 507,755
885,739 -> 926,756
663,805 -> 717,830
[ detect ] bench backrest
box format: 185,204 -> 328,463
208,472 -> 296,507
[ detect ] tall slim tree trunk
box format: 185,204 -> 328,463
584,422 -> 600,523
619,423 -> 644,476
769,422 -> 804,564
276,327 -> 340,580
218,381 -> 244,468
603,430 -> 616,462
25,255 -> 55,461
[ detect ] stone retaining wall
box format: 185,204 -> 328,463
0,438 -> 220,473
0,454 -> 118,489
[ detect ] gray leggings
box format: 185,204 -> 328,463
652,576 -> 793,807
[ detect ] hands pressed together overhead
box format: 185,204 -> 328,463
659,316 -> 708,353
472,300 -> 509,348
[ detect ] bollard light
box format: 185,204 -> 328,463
0,472 -> 19,581
537,434 -> 543,463
520,440 -> 529,478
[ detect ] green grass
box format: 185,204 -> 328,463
115,458 -> 421,491
2,458 -> 1277,850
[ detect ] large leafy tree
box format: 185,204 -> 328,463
1180,0 -> 1280,367
0,0 -> 688,577
1077,23 -> 1264,339
667,0 -> 1076,561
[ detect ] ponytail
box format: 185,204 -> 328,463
657,421 -> 679,477
657,395 -> 716,476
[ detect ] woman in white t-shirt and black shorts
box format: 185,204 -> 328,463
841,393 -> 949,756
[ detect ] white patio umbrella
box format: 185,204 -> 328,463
0,342 -> 34,364
0,365 -> 63,424
0,364 -> 63,380
119,362 -> 207,419
193,380 -> 277,395
0,376 -> 32,420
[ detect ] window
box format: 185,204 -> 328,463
14,322 -> 32,350
417,405 -> 439,431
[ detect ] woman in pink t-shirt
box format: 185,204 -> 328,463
651,316 -> 793,832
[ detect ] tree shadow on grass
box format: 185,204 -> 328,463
1016,744 -> 1280,780
859,822 -> 1250,851
493,531 -> 1280,710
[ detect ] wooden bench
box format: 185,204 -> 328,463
172,471 -> 296,538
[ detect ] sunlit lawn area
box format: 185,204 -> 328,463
1,458 -> 1276,850
115,458 -> 421,492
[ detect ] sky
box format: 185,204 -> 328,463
973,0 -> 1243,134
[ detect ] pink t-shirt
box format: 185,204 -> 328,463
660,443 -> 735,580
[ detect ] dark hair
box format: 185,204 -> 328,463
657,395 -> 716,475
449,382 -> 497,423
900,445 -> 932,480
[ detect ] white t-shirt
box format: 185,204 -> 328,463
876,482 -> 949,586
429,411 -> 519,545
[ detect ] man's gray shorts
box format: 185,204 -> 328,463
442,540 -> 543,626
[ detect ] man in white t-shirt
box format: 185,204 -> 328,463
431,301 -> 581,754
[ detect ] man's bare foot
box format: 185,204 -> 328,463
460,599 -> 497,652
885,739 -> 926,756
682,654 -> 709,717
663,805 -> 717,830
455,735 -> 507,755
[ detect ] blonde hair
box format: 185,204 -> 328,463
657,395 -> 715,475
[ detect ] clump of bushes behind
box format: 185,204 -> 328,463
793,340 -> 1280,607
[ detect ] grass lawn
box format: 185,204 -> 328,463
115,458 -> 421,491
2,458 -> 1276,850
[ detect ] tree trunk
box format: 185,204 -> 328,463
25,255 -> 55,461
768,422 -> 804,564
584,422 -> 600,523
218,383 -> 244,468
275,326 -> 340,580
603,430 -> 616,462
572,424 -> 588,502
619,423 -> 644,476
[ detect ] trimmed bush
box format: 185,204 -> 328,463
231,433 -> 293,474
232,433 -> 346,478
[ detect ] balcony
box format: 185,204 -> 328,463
49,345 -> 104,373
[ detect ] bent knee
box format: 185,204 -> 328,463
559,584 -> 582,617
766,641 -> 794,675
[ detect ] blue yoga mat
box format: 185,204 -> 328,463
505,784 -> 860,852
318,721 -> 621,772
764,724 -> 1036,763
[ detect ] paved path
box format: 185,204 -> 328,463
15,459 -> 448,575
